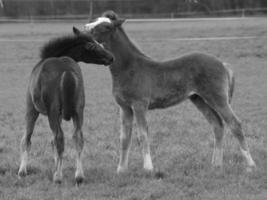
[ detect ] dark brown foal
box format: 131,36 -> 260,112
18,27 -> 113,184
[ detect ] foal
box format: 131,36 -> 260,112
18,27 -> 113,184
84,11 -> 256,173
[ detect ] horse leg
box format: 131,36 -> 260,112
50,117 -> 62,165
72,110 -> 85,184
205,96 -> 256,171
218,105 -> 255,170
18,93 -> 39,177
190,95 -> 224,167
117,105 -> 133,173
48,112 -> 64,183
133,103 -> 153,171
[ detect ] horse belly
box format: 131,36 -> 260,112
148,93 -> 187,109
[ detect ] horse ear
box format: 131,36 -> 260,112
102,10 -> 119,20
73,26 -> 81,36
113,19 -> 126,27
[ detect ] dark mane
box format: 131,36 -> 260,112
40,34 -> 89,60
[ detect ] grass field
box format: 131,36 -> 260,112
0,17 -> 267,200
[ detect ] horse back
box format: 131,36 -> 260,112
158,53 -> 229,87
163,53 -> 233,106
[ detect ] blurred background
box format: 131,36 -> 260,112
0,0 -> 267,21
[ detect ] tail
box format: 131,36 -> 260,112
60,71 -> 77,121
223,62 -> 235,104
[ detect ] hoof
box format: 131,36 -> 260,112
211,162 -> 223,168
18,169 -> 27,178
53,173 -> 62,184
143,163 -> 154,172
54,178 -> 62,184
246,164 -> 256,173
75,176 -> 84,186
154,170 -> 165,179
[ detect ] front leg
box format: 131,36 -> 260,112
117,106 -> 133,173
133,103 -> 153,171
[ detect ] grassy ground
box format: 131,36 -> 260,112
0,18 -> 267,200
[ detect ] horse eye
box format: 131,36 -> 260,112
104,25 -> 112,31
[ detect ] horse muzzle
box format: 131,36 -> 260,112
103,56 -> 114,66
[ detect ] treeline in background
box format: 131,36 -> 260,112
0,0 -> 267,19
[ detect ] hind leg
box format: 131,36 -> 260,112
190,95 -> 224,167
215,104 -> 256,170
50,117 -> 62,165
203,92 -> 256,171
72,110 -> 85,184
18,93 -> 39,177
48,112 -> 64,183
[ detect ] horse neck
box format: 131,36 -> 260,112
109,27 -> 150,71
56,48 -> 81,62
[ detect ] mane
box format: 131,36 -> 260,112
40,34 -> 89,60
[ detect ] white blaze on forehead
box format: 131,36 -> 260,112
84,17 -> 111,31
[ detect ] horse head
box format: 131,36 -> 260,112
84,11 -> 125,51
72,26 -> 114,65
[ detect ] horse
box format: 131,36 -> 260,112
84,11 -> 256,173
18,27 -> 114,184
